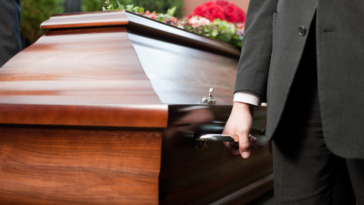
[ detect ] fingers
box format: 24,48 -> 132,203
239,134 -> 258,158
223,135 -> 257,157
249,135 -> 257,149
222,102 -> 254,158
238,131 -> 250,158
223,141 -> 240,156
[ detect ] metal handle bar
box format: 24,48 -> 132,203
195,134 -> 250,147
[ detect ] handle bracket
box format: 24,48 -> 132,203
202,88 -> 216,104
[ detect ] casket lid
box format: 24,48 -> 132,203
40,10 -> 240,57
0,10 -> 240,128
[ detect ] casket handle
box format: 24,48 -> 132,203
178,124 -> 266,149
195,133 -> 255,147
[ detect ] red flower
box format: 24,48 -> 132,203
225,5 -> 236,14
225,13 -> 238,23
148,12 -> 157,20
216,0 -> 229,7
188,0 -> 246,23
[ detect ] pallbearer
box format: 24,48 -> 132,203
224,0 -> 364,204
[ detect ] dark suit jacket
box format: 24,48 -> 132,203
0,0 -> 22,67
235,0 -> 364,159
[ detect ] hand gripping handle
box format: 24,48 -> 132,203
195,133 -> 252,147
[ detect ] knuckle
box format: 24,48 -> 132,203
240,143 -> 249,149
240,128 -> 250,134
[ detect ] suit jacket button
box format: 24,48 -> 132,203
298,25 -> 306,36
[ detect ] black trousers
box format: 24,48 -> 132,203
272,17 -> 364,204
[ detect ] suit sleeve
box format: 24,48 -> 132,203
0,0 -> 22,67
234,0 -> 278,102
233,91 -> 261,107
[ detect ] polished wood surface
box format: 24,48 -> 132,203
128,32 -> 238,105
0,104 -> 167,127
0,26 -> 167,127
40,11 -> 128,29
160,128 -> 272,205
159,105 -> 272,204
125,11 -> 241,57
0,11 -> 273,205
40,10 -> 240,58
0,125 -> 162,204
0,27 -> 160,105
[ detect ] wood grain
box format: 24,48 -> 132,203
0,11 -> 274,204
40,10 -> 240,58
40,11 -> 128,29
0,125 -> 162,204
0,104 -> 167,128
0,27 -> 160,105
0,26 -> 166,127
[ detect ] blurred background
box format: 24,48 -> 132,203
20,0 -> 249,48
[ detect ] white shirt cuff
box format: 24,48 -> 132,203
233,91 -> 261,107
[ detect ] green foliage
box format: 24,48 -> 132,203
121,3 -> 144,13
132,0 -> 183,17
167,7 -> 176,16
180,17 -> 244,49
82,0 -> 131,11
82,0 -> 183,17
20,0 -> 182,44
20,0 -> 65,43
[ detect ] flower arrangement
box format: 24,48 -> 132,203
188,0 -> 246,23
102,0 -> 245,49
180,16 -> 244,48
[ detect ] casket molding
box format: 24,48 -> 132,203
40,10 -> 240,57
0,103 -> 168,128
40,10 -> 129,29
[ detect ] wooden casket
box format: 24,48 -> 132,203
0,10 -> 272,204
